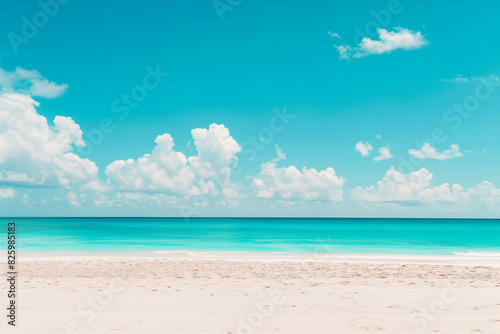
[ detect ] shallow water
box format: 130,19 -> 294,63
1,217 -> 500,255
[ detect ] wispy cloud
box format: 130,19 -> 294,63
334,28 -> 428,60
442,74 -> 499,84
327,31 -> 340,39
442,74 -> 470,84
0,66 -> 68,98
271,145 -> 286,162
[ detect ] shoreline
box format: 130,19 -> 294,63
5,250 -> 500,266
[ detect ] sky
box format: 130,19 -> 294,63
0,0 -> 500,217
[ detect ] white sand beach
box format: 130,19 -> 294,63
1,252 -> 500,333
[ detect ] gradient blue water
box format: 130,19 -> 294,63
1,218 -> 499,255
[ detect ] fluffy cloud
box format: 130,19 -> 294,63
0,187 -> 16,198
336,28 -> 428,60
0,93 -> 98,188
351,167 -> 467,204
374,147 -> 393,161
252,152 -> 346,201
408,143 -> 463,160
105,133 -> 196,194
0,66 -> 68,98
355,141 -> 373,157
188,123 -> 241,179
105,123 -> 240,195
467,181 -> 500,211
336,45 -> 352,60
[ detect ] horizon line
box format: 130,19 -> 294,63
2,217 -> 500,220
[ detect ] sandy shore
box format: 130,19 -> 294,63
1,252 -> 500,333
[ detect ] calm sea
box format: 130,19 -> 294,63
1,217 -> 500,255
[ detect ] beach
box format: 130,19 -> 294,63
1,252 -> 499,333
1,1 -> 499,332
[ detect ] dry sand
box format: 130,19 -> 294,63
1,252 -> 500,333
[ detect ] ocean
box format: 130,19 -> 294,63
1,217 -> 500,255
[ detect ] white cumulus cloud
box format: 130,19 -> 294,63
336,28 -> 428,60
105,133 -> 196,194
188,123 -> 241,179
105,123 -> 241,195
252,161 -> 346,201
351,167 -> 467,204
0,93 -> 98,188
408,143 -> 463,160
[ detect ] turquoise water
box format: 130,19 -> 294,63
1,218 -> 500,255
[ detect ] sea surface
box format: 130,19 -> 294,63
1,217 -> 500,255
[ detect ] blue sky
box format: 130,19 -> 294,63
0,0 -> 500,217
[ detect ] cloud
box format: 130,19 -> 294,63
66,191 -> 81,206
105,123 -> 240,195
188,123 -> 241,179
467,181 -> 500,211
351,167 -> 467,204
472,74 -> 499,84
408,143 -> 463,160
252,161 -> 346,201
374,147 -> 393,161
442,74 -> 470,84
336,45 -> 353,60
327,31 -> 340,39
0,66 -> 68,98
86,191 -> 172,208
87,191 -> 226,212
355,141 -> 373,157
336,28 -> 428,59
79,179 -> 112,192
443,74 -> 499,85
0,93 -> 98,188
271,145 -> 286,162
0,187 -> 16,198
105,133 -> 196,194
